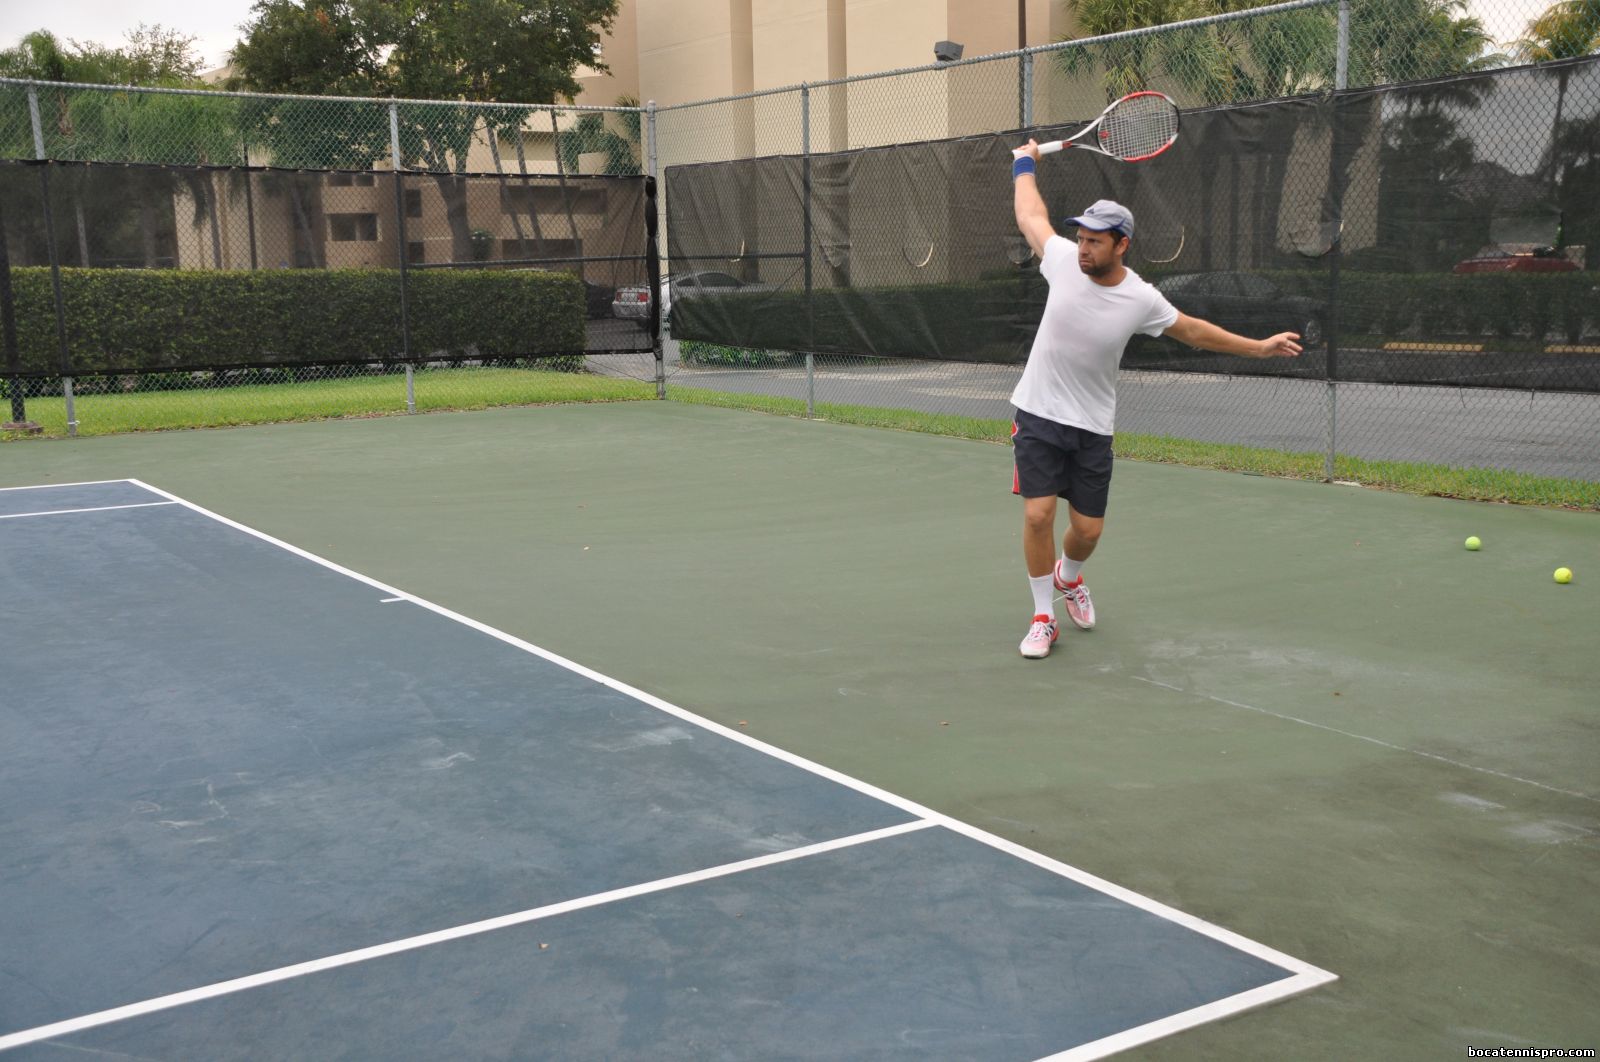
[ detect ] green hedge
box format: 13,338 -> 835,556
1239,270 -> 1598,344
4,267 -> 586,374
673,270 -> 1598,357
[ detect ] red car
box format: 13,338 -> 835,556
1452,249 -> 1579,274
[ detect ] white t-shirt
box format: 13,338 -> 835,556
1009,234 -> 1179,436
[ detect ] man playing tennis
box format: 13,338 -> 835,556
1010,138 -> 1302,659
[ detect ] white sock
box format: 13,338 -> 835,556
1057,556 -> 1083,585
1029,574 -> 1055,619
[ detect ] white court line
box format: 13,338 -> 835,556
0,479 -> 138,493
0,821 -> 935,1053
1039,977 -> 1331,1062
379,596 -> 406,603
8,478 -> 1335,1059
0,501 -> 178,521
1132,676 -> 1598,806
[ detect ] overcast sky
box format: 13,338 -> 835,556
0,0 -> 1557,78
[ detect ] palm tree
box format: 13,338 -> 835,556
0,29 -> 72,83
1542,110 -> 1600,270
1055,0 -> 1209,104
1510,0 -> 1600,62
1346,0 -> 1506,86
1056,0 -> 1501,105
1512,1 -> 1600,248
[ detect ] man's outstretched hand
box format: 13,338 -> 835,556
1256,333 -> 1303,358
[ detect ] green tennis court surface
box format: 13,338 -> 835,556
2,402 -> 1595,1059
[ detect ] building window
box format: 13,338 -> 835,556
328,172 -> 376,187
404,189 -> 423,218
406,241 -> 426,263
329,213 -> 379,241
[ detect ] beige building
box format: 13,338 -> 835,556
581,0 -> 1074,107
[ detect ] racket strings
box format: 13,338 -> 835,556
1099,94 -> 1179,161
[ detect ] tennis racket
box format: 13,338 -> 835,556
1035,91 -> 1180,163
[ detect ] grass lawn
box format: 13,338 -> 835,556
5,365 -> 1595,510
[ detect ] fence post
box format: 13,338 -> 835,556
1020,52 -> 1033,130
802,83 -> 815,417
29,87 -> 78,436
1325,0 -> 1350,482
647,99 -> 664,399
0,193 -> 38,432
35,166 -> 76,436
806,352 -> 815,417
27,85 -> 45,159
1336,0 -> 1350,92
390,101 -> 415,413
242,133 -> 259,270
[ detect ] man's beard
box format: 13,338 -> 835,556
1078,257 -> 1114,278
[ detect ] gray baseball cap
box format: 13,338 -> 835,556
1066,199 -> 1134,238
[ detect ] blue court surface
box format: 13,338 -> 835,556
1,480 -> 1334,1060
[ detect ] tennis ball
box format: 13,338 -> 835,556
1554,567 -> 1572,584
1464,536 -> 1481,551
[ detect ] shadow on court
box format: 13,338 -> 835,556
1,401 -> 1594,1059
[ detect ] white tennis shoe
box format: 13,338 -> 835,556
1054,564 -> 1096,630
1019,615 -> 1059,659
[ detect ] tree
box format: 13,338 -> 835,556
1543,111 -> 1600,268
0,24 -> 205,86
1513,1 -> 1600,251
1510,0 -> 1600,62
228,0 -> 621,262
1372,105 -> 1487,271
556,111 -> 638,174
66,25 -> 206,86
1345,0 -> 1505,85
0,30 -> 73,83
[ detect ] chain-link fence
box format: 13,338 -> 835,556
4,0 -> 1599,498
651,0 -> 1600,491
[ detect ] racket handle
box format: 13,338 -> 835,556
1037,141 -> 1066,155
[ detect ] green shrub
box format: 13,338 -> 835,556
7,266 -> 587,375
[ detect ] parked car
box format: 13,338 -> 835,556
612,281 -> 653,321
1452,248 -> 1579,274
612,270 -> 749,326
1151,271 -> 1325,349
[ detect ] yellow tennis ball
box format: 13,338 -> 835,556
1464,536 -> 1481,551
1554,567 -> 1572,584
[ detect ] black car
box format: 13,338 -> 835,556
1151,272 -> 1324,349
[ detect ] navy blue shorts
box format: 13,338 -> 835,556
1011,408 -> 1114,518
